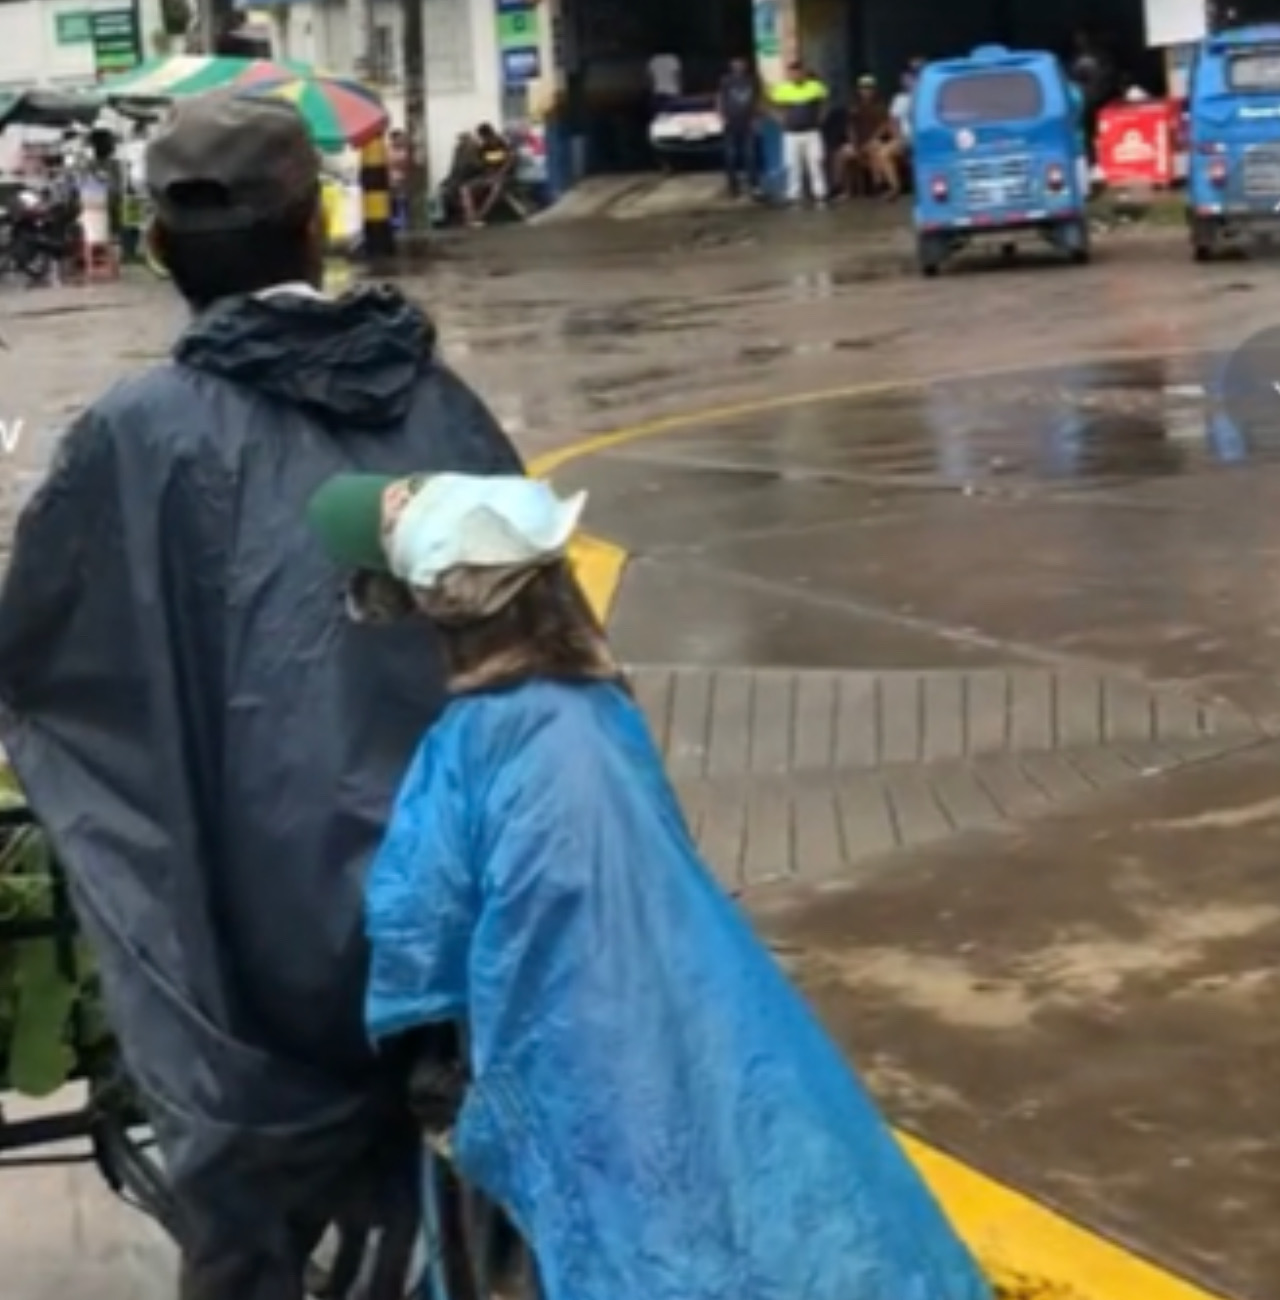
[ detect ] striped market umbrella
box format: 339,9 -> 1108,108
102,55 -> 311,101
237,74 -> 388,151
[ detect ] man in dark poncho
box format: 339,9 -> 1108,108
0,96 -> 521,1299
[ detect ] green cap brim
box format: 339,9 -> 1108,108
306,473 -> 397,572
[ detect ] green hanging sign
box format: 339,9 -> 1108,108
497,6 -> 540,52
54,11 -> 93,46
497,1 -> 540,84
90,8 -> 142,79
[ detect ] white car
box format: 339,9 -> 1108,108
649,95 -> 724,162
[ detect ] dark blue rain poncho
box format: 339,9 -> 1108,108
366,678 -> 993,1300
0,287 -> 521,1299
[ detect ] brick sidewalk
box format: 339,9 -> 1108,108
631,666 -> 1267,887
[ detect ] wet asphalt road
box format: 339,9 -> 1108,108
4,209 -> 1280,527
570,351 -> 1280,720
3,208 -> 1280,1298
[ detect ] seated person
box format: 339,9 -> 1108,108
834,75 -> 901,199
442,123 -> 517,228
439,130 -> 483,222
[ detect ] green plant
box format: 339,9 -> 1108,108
160,0 -> 192,37
0,776 -> 113,1097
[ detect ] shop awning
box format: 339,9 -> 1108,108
0,88 -> 101,131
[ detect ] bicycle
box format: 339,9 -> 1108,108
1,800 -> 539,1299
0,802 -> 185,1238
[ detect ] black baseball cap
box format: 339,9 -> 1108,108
146,94 -> 320,233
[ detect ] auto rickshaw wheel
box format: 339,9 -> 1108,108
916,234 -> 944,278
1190,217 -> 1216,262
1063,219 -> 1090,265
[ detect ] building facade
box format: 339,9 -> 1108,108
0,0 -> 534,184
0,0 -> 1208,188
250,0 -> 552,182
0,0 -> 165,90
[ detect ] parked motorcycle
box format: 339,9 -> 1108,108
0,182 -> 82,285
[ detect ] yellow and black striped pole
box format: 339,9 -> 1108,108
360,134 -> 396,259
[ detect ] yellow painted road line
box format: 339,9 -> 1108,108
529,343 -> 1217,479
530,356 -> 1236,1300
532,346 -> 1217,624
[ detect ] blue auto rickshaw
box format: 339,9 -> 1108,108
911,45 -> 1091,276
1186,25 -> 1280,260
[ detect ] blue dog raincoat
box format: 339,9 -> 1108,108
365,678 -> 992,1300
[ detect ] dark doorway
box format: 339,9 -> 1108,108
853,0 -> 1152,95
1215,0 -> 1280,25
561,0 -> 754,173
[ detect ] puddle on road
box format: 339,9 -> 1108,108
694,352 -> 1277,491
561,351 -> 1272,495
560,299 -> 725,340
739,333 -> 904,365
1,300 -> 132,322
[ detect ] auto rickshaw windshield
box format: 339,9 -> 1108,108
1226,48 -> 1280,91
935,70 -> 1044,124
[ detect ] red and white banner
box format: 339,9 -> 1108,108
1096,99 -> 1187,188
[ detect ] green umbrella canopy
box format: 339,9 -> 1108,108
102,54 -> 311,101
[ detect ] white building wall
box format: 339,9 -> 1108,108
0,0 -> 165,90
260,3 -> 321,65
305,0 -> 501,184
309,0 -> 354,69
421,0 -> 502,182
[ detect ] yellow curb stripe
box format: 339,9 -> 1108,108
556,528 -> 627,624
529,352 -> 1234,1299
528,452 -> 628,625
898,1135 -> 1228,1300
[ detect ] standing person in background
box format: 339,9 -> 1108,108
719,56 -> 760,198
120,120 -> 148,192
772,61 -> 828,207
648,49 -> 683,111
388,127 -> 409,229
890,66 -> 917,148
119,121 -> 149,261
1069,30 -> 1112,164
